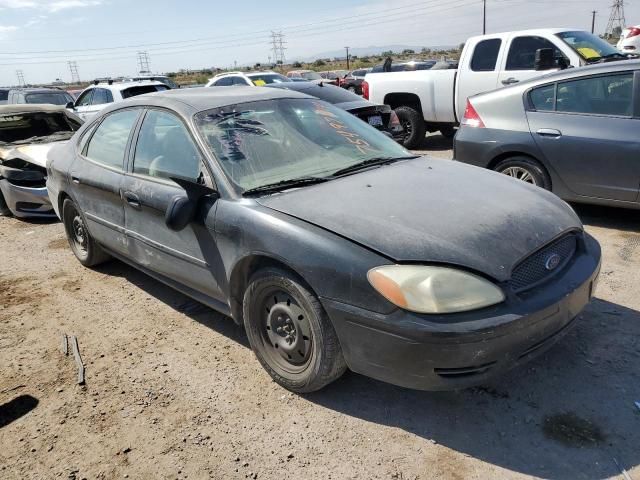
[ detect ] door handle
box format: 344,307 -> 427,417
501,77 -> 520,86
536,128 -> 562,138
71,176 -> 80,184
123,191 -> 141,209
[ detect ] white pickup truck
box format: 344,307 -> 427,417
364,28 -> 631,148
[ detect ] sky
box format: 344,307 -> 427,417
0,0 -> 639,85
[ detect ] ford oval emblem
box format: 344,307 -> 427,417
545,253 -> 562,271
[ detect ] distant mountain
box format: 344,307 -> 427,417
289,45 -> 456,62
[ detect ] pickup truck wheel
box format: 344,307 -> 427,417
494,157 -> 551,190
243,268 -> 347,393
439,125 -> 456,139
62,198 -> 110,267
395,106 -> 426,149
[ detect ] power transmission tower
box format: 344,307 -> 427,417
68,61 -> 80,84
605,0 -> 626,39
16,70 -> 25,87
137,51 -> 151,74
270,31 -> 286,67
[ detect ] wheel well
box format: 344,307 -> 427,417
58,191 -> 71,216
488,152 -> 552,188
228,255 -> 308,326
383,92 -> 422,115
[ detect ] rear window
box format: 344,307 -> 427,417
470,39 -> 502,72
0,90 -> 8,101
121,85 -> 167,99
295,85 -> 363,104
25,92 -> 74,105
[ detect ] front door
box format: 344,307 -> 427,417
70,108 -> 141,255
121,108 -> 223,300
526,71 -> 640,202
73,89 -> 95,120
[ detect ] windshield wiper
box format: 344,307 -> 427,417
586,52 -> 629,63
242,176 -> 329,196
330,156 -> 418,178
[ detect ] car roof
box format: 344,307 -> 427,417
9,88 -> 69,93
86,80 -> 166,91
0,104 -> 70,114
102,86 -> 314,115
466,27 -> 581,42
515,59 -> 640,88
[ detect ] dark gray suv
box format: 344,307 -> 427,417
455,60 -> 640,209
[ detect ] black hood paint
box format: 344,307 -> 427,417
256,158 -> 582,282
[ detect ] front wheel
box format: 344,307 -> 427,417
62,198 -> 110,267
394,106 -> 426,149
494,156 -> 551,190
243,268 -> 346,393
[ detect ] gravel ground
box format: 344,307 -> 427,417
1,136 -> 639,480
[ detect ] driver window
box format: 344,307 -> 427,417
133,110 -> 203,182
76,89 -> 93,107
506,36 -> 567,70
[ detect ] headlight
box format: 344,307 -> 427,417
367,265 -> 505,314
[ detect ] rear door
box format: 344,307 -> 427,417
457,37 -> 503,120
526,70 -> 640,202
70,108 -> 141,254
120,108 -> 223,299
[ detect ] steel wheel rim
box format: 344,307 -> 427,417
501,166 -> 538,186
257,288 -> 313,374
400,119 -> 412,142
71,212 -> 88,255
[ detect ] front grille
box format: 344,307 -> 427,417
510,234 -> 578,292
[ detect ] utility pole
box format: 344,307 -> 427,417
591,10 -> 597,33
482,0 -> 486,34
345,46 -> 350,70
605,0 -> 626,39
68,61 -> 80,84
16,70 -> 25,87
137,51 -> 151,74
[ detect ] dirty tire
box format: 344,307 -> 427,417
243,268 -> 347,393
62,198 -> 110,267
439,125 -> 456,139
395,106 -> 426,149
494,156 -> 551,190
0,191 -> 12,216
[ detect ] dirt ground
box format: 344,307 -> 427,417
1,136 -> 639,480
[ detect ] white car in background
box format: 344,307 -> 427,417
617,26 -> 640,53
206,71 -> 291,87
70,79 -> 169,120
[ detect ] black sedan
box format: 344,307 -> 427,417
47,87 -> 601,392
266,81 -> 403,141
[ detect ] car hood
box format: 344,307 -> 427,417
0,141 -> 67,167
256,158 -> 582,282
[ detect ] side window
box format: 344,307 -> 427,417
529,84 -> 556,111
91,88 -> 113,105
556,73 -> 634,116
77,122 -> 99,153
133,110 -> 202,182
232,77 -> 250,86
76,90 -> 93,107
214,77 -> 233,86
470,39 -> 502,72
506,36 -> 566,71
85,109 -> 139,169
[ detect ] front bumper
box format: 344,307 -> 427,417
0,179 -> 55,218
323,233 -> 601,391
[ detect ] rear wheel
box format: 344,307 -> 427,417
62,198 -> 110,267
494,156 -> 551,190
394,106 -> 426,149
243,268 -> 346,393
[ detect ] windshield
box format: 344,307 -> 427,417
195,98 -> 410,193
25,92 -> 74,105
557,31 -> 622,62
301,71 -> 322,80
0,111 -> 81,144
248,74 -> 291,85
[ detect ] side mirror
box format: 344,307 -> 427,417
65,101 -> 75,109
534,48 -> 556,71
165,177 -> 218,231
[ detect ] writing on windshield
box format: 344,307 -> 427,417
311,101 -> 378,156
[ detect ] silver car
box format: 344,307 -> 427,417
454,59 -> 640,209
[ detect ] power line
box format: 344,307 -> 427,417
68,61 -> 80,83
605,0 -> 626,38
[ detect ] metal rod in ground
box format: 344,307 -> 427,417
70,336 -> 85,385
62,333 -> 68,356
613,458 -> 633,480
